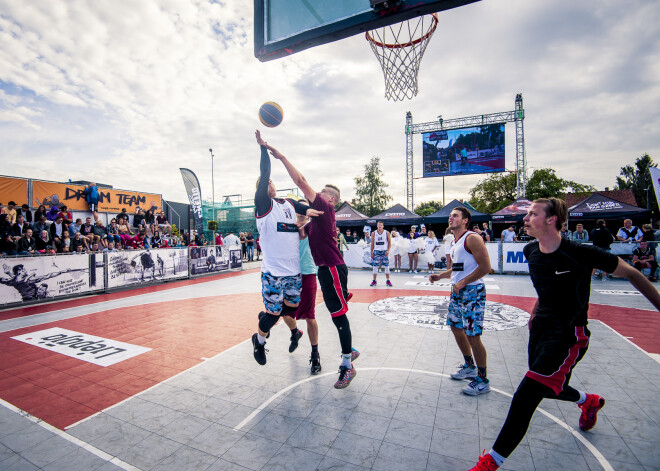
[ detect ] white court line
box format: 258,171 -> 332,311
235,367 -> 614,471
0,398 -> 141,471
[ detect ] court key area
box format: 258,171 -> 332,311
0,268 -> 658,471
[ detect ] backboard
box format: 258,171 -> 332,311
254,0 -> 480,62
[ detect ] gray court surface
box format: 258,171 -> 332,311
1,267 -> 659,471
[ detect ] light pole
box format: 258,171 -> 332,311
209,148 -> 215,239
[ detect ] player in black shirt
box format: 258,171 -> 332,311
470,198 -> 660,471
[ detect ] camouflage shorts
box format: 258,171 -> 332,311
447,283 -> 485,336
261,271 -> 302,314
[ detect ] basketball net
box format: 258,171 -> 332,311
366,13 -> 438,101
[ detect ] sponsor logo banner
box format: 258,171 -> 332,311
107,248 -> 188,288
11,327 -> 151,366
0,176 -> 28,207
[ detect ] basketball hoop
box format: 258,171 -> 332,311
366,13 -> 438,101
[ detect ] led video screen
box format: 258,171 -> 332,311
422,123 -> 505,177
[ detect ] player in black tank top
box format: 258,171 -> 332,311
470,198 -> 660,471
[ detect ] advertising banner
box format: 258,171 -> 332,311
180,168 -> 204,234
32,181 -> 162,214
0,176 -> 29,206
107,248 -> 188,288
0,253 -> 103,305
422,123 -> 505,177
189,246 -> 230,276
502,242 -> 529,273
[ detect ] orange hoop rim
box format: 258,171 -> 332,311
365,13 -> 438,49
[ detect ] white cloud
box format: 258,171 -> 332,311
0,0 -> 658,211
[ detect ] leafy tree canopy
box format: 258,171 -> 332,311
615,153 -> 657,212
414,200 -> 443,217
352,156 -> 393,217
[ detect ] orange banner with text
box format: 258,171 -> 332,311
32,181 -> 161,213
0,176 -> 29,206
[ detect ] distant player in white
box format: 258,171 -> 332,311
391,230 -> 402,272
424,230 -> 440,273
370,221 -> 392,286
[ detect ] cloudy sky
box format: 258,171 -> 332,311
1,0 -> 659,210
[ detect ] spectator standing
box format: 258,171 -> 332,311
246,232 -> 255,261
633,240 -> 658,282
223,231 -> 240,246
424,230 -> 440,273
239,232 -> 247,259
344,229 -> 355,243
391,230 -> 402,272
443,227 -> 455,269
560,222 -> 572,240
363,224 -> 371,242
616,218 -> 642,243
335,228 -> 348,259
214,232 -> 223,246
407,228 -> 419,273
501,225 -> 518,242
34,205 -> 48,221
2,201 -> 17,224
19,204 -> 32,223
49,216 -> 66,247
83,182 -> 100,220
17,228 -> 36,255
572,224 -> 589,243
473,225 -> 489,243
482,222 -> 494,241
116,208 -> 131,225
256,235 -> 261,260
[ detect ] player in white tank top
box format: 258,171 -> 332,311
429,206 -> 492,397
370,221 -> 392,286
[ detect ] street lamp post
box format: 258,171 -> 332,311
209,148 -> 215,240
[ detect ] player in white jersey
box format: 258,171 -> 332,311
430,207 -> 492,395
370,221 -> 392,286
251,131 -> 322,366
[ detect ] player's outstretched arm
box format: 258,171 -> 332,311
611,258 -> 660,311
268,147 -> 316,203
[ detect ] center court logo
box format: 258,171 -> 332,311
369,296 -> 530,331
11,327 -> 151,367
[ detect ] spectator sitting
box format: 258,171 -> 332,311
144,209 -> 155,232
46,205 -> 60,222
117,217 -> 133,247
571,223 -> 589,243
19,204 -> 33,223
560,222 -> 572,240
57,205 -> 73,225
116,208 -> 130,226
89,241 -> 100,253
12,214 -> 30,241
80,217 -> 96,245
0,215 -> 17,256
246,231 -> 255,260
156,211 -> 171,234
49,216 -> 67,247
633,240 -> 658,282
34,204 -> 48,222
1,201 -> 17,224
92,220 -> 108,248
57,231 -> 71,253
106,218 -> 122,248
133,208 -> 146,230
69,218 -> 83,237
617,218 -> 642,243
70,232 -> 88,252
83,182 -> 100,220
641,223 -> 655,242
181,230 -> 189,246
17,228 -> 37,255
125,233 -> 145,250
473,225 -> 489,242
103,241 -> 118,252
33,215 -> 50,235
501,225 -> 518,242
74,244 -> 85,253
151,230 -> 163,248
36,230 -> 55,254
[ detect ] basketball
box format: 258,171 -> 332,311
258,102 -> 284,128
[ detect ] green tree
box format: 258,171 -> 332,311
415,200 -> 443,217
352,156 -> 393,217
468,168 -> 596,213
615,153 -> 657,212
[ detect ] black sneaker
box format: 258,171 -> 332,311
310,351 -> 322,375
252,333 -> 267,365
289,329 -> 303,353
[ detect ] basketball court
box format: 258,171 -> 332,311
0,266 -> 658,470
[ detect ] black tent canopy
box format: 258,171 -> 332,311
424,199 -> 491,223
366,203 -> 423,225
568,193 -> 651,220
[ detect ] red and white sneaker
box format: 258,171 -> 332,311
578,394 -> 605,431
469,451 -> 499,471
334,364 -> 356,389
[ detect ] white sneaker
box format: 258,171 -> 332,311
450,364 -> 477,380
462,377 -> 490,396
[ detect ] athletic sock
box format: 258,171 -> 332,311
291,327 -> 298,335
341,353 -> 352,368
489,449 -> 506,466
464,355 -> 475,367
311,344 -> 318,353
257,333 -> 266,345
478,366 -> 487,380
576,391 -> 587,404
